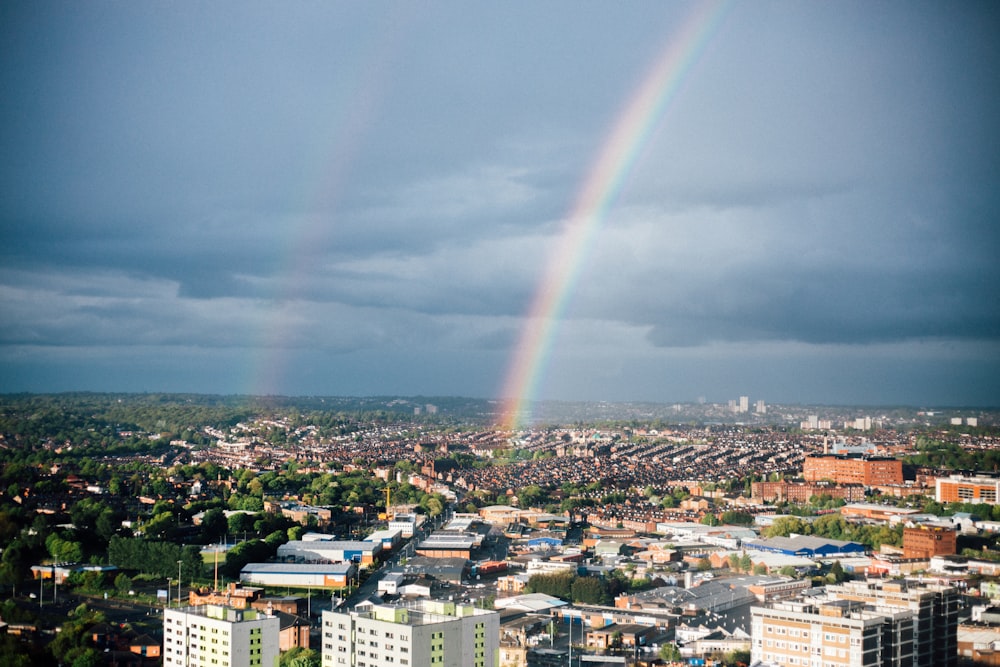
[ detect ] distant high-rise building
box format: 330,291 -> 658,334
849,416 -> 873,431
755,399 -> 766,414
164,604 -> 279,667
739,396 -> 749,413
322,599 -> 499,667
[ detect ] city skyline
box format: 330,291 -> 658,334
2,2 -> 998,409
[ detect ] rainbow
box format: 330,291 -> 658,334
245,16 -> 408,398
498,1 -> 730,431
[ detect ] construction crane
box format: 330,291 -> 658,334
380,486 -> 394,521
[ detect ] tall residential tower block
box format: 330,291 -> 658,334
322,599 -> 499,667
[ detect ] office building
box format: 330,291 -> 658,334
936,474 -> 1000,505
322,599 -> 500,667
163,604 -> 279,667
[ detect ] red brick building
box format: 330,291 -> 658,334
903,525 -> 957,559
803,455 -> 903,486
752,481 -> 866,503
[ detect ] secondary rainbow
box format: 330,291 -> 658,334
498,1 -> 729,431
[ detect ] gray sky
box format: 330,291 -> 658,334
2,1 -> 998,407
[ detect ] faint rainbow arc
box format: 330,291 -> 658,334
244,10 -> 414,398
498,1 -> 729,431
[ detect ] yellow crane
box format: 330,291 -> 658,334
379,486 -> 393,521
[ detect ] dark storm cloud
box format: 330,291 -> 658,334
1,1 -> 998,404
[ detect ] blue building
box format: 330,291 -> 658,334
526,536 -> 563,550
743,535 -> 865,557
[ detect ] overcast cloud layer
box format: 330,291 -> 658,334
2,1 -> 999,407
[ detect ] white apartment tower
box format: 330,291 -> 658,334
322,599 -> 500,667
739,395 -> 749,413
163,604 -> 279,667
751,579 -> 959,667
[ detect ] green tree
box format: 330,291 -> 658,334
114,572 -> 132,595
723,649 -> 751,666
570,576 -> 606,605
424,496 -> 444,517
764,516 -> 811,538
728,553 -> 740,572
517,485 -> 547,508
200,508 -> 227,541
228,511 -> 257,536
720,510 -> 755,526
279,647 -> 321,667
740,554 -> 753,572
525,572 -> 574,600
660,642 -> 681,662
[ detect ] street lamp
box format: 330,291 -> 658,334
177,560 -> 183,608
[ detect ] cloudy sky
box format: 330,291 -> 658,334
2,1 -> 998,408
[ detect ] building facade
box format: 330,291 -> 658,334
751,599 -> 900,667
803,456 -> 903,486
752,579 -> 959,667
828,579 -> 960,667
276,540 -> 380,567
902,525 -> 957,560
239,562 -> 356,589
936,475 -> 1000,505
752,481 -> 866,503
321,599 -> 500,667
163,604 -> 279,667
